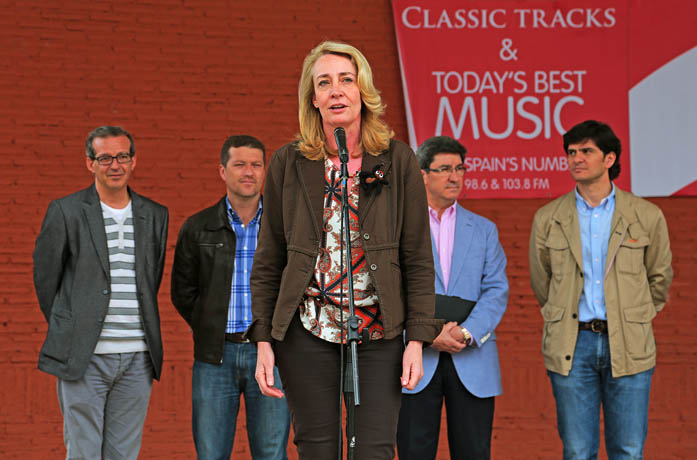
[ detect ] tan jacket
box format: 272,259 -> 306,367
529,188 -> 672,377
246,140 -> 442,344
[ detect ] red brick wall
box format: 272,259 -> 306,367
1,1 -> 695,458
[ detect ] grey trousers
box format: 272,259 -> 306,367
57,351 -> 154,460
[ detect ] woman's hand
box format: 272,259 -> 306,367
401,340 -> 424,390
255,341 -> 284,398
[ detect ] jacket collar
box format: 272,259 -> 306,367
551,186 -> 636,273
295,141 -> 394,240
448,205 -> 474,293
551,191 -> 584,271
610,187 -> 638,229
82,184 -> 109,276
359,145 -> 392,225
203,195 -> 263,232
431,204 -> 473,293
296,153 -> 326,240
204,196 -> 234,232
605,187 -> 638,273
81,183 -> 150,279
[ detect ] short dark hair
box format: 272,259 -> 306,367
415,136 -> 467,170
86,126 -> 135,159
220,135 -> 266,166
563,120 -> 621,181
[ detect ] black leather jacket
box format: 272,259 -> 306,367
171,197 -> 247,365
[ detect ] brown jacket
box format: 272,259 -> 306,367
529,188 -> 673,377
246,140 -> 442,344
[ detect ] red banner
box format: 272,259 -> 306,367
628,0 -> 697,197
393,0 -> 697,198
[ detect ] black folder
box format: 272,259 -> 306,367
435,294 -> 476,324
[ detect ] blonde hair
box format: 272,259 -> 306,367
297,41 -> 393,160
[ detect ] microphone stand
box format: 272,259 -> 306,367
336,129 -> 360,460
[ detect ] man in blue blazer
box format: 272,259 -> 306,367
397,136 -> 509,460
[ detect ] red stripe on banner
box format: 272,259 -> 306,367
672,179 -> 697,197
629,0 -> 697,89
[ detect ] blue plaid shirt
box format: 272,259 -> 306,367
226,196 -> 262,333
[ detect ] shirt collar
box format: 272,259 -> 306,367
575,184 -> 615,212
428,201 -> 457,221
225,196 -> 263,225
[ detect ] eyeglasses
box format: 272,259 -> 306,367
425,164 -> 467,175
93,153 -> 133,166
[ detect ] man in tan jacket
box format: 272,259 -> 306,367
529,120 -> 672,460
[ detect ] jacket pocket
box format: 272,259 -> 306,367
196,241 -> 226,288
198,242 -> 224,250
622,302 -> 656,359
616,234 -> 649,274
390,262 -> 403,294
541,303 -> 565,352
41,308 -> 74,363
544,235 -> 573,280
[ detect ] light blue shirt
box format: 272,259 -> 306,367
576,185 -> 616,322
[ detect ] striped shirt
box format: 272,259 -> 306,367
94,201 -> 148,354
226,197 -> 262,333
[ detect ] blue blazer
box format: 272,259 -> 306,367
404,205 -> 509,397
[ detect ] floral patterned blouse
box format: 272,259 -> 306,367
298,157 -> 385,343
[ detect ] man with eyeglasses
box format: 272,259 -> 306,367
33,125 -> 168,459
397,136 -> 508,460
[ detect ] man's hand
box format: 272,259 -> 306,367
401,340 -> 424,390
431,321 -> 467,354
254,341 -> 284,398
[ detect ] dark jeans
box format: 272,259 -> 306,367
397,352 -> 494,460
192,341 -> 290,460
275,313 -> 404,460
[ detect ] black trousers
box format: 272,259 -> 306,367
397,352 -> 495,460
275,313 -> 404,460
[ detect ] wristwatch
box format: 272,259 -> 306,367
461,327 -> 473,346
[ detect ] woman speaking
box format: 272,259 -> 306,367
246,41 -> 440,459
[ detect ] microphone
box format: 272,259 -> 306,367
334,127 -> 349,164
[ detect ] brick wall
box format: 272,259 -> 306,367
1,1 -> 695,458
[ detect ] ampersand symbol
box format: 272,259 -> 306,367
499,38 -> 518,61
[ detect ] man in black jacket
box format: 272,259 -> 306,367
171,135 -> 289,460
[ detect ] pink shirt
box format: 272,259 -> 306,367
428,202 -> 457,290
